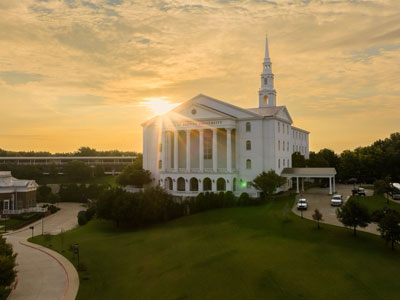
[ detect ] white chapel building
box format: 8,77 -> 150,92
142,37 -> 309,197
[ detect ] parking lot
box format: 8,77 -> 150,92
292,184 -> 379,235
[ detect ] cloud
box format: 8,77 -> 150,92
0,0 -> 399,152
0,71 -> 44,85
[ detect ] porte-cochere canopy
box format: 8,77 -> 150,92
281,168 -> 337,194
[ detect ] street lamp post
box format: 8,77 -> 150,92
29,226 -> 34,239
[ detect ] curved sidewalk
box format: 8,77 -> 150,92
4,203 -> 82,300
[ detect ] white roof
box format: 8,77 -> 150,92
0,171 -> 38,189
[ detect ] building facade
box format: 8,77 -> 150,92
142,37 -> 309,197
0,171 -> 39,217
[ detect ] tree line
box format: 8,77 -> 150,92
0,146 -> 137,157
292,132 -> 400,183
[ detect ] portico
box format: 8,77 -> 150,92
281,168 -> 337,195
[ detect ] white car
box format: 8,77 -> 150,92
297,198 -> 308,210
331,194 -> 343,206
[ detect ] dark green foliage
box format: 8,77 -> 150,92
59,184 -> 87,203
64,161 -> 92,180
41,204 -> 60,214
85,207 -> 96,221
378,209 -> 400,250
0,164 -> 42,180
251,170 -> 286,199
0,147 -> 136,157
0,235 -> 17,297
336,198 -> 370,236
291,152 -> 306,167
94,165 -> 105,177
78,211 -> 88,226
37,185 -> 52,202
116,156 -> 151,187
96,186 -> 181,228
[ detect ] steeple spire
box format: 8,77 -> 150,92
258,34 -> 276,107
264,34 -> 270,62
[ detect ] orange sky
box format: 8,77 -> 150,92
1,0 -> 399,154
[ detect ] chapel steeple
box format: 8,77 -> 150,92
258,35 -> 276,107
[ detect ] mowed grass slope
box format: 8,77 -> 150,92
32,196 -> 400,300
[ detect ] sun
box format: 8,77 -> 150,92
141,97 -> 180,116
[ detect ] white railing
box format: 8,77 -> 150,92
162,168 -> 237,174
3,207 -> 48,215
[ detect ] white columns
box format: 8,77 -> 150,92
198,179 -> 203,192
186,129 -> 191,171
174,131 -> 178,171
199,129 -> 204,172
301,177 -> 304,192
329,177 -> 332,195
333,176 -> 336,193
212,179 -> 217,192
212,128 -> 218,172
172,179 -> 177,191
296,177 -> 299,194
161,131 -> 166,171
227,128 -> 232,172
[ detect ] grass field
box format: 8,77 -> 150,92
36,175 -> 117,186
352,195 -> 400,214
31,195 -> 400,300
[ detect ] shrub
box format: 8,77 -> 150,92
78,211 -> 88,226
85,207 -> 96,221
238,192 -> 250,206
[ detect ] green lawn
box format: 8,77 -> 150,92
31,195 -> 400,300
36,175 -> 117,186
351,195 -> 400,214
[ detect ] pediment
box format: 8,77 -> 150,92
172,94 -> 261,120
172,103 -> 234,120
276,106 -> 293,124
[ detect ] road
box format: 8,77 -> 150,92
292,184 -> 379,235
4,202 -> 82,300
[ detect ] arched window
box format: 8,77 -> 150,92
217,178 -> 226,191
177,177 -> 185,191
283,141 -> 285,150
287,142 -> 289,151
203,178 -> 212,191
287,159 -> 290,167
190,177 -> 198,191
278,122 -> 280,133
246,122 -> 251,132
263,95 -> 268,104
246,140 -> 251,150
158,160 -> 162,169
246,159 -> 251,169
165,177 -> 173,190
264,78 -> 268,85
283,159 -> 285,167
278,159 -> 280,168
278,140 -> 280,151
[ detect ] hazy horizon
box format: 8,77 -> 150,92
1,0 -> 399,153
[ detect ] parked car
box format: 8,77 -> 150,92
331,194 -> 343,206
297,198 -> 308,210
352,187 -> 366,196
392,192 -> 400,200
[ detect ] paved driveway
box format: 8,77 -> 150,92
5,202 -> 82,300
292,184 -> 379,235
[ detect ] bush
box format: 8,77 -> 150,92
85,207 -> 96,221
78,211 -> 88,226
41,204 -> 60,214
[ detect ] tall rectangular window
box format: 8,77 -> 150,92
204,131 -> 212,159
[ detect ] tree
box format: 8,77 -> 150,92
37,185 -> 52,202
75,146 -> 97,157
336,198 -> 370,236
0,235 -> 17,297
117,156 -> 151,187
251,170 -> 287,200
374,176 -> 394,204
292,152 -> 306,167
312,209 -> 323,229
48,163 -> 59,176
94,165 -> 104,177
63,160 -> 92,180
378,209 -> 400,250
